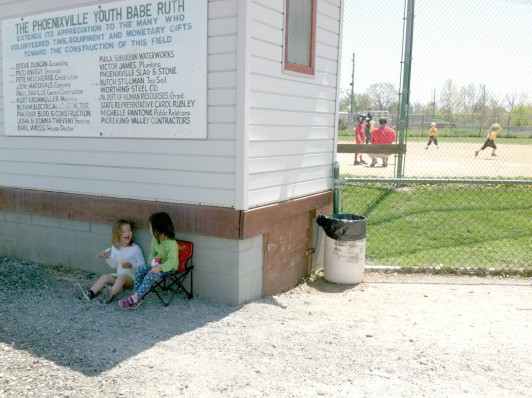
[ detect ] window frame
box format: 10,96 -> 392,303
283,0 -> 317,75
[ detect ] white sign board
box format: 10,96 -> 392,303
2,0 -> 207,138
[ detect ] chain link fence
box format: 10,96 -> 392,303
337,0 -> 532,273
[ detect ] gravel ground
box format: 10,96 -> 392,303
1,256 -> 531,398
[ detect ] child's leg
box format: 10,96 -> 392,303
110,275 -> 133,297
118,267 -> 152,308
134,265 -> 151,292
127,265 -> 150,301
491,141 -> 497,155
91,274 -> 116,295
134,270 -> 172,299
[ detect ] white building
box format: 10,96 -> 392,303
0,0 -> 343,304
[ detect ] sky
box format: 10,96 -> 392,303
339,0 -> 532,106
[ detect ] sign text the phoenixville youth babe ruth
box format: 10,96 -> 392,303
2,0 -> 207,138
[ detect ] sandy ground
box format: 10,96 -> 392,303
1,258 -> 531,398
339,142 -> 531,178
1,143 -> 530,397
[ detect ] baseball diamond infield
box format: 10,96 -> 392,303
338,142 -> 531,179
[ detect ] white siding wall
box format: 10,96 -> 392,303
0,0 -> 343,211
246,0 -> 341,208
0,0 -> 239,208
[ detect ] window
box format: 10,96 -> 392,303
284,0 -> 316,75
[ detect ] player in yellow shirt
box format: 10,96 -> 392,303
475,123 -> 501,157
425,122 -> 439,150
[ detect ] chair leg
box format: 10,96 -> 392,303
144,267 -> 194,305
188,270 -> 193,299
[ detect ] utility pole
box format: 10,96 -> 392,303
432,89 -> 436,117
350,52 -> 355,114
479,84 -> 486,135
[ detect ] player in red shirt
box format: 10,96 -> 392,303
370,118 -> 396,167
353,115 -> 368,165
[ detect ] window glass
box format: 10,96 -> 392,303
284,0 -> 316,74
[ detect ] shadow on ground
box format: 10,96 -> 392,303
301,273 -> 363,294
0,257 -> 237,376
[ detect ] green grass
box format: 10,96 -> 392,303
341,184 -> 532,269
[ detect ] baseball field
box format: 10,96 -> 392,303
338,141 -> 531,179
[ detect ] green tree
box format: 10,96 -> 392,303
339,91 -> 372,114
354,93 -> 372,114
512,105 -> 532,126
338,90 -> 353,112
458,83 -> 480,115
439,79 -> 458,116
366,82 -> 397,112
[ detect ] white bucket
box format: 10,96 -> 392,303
323,235 -> 365,284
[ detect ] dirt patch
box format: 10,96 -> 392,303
1,258 -> 531,397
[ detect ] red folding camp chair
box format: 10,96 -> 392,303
143,239 -> 194,306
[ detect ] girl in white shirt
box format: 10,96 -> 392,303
75,219 -> 145,304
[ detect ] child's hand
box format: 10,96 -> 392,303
150,265 -> 162,273
97,250 -> 111,259
122,262 -> 132,269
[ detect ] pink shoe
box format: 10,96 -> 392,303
118,296 -> 143,310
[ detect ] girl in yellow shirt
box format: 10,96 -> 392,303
425,122 -> 439,150
475,123 -> 501,157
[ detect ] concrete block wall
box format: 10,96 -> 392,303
189,234 -> 263,305
0,211 -> 110,274
0,211 -> 264,305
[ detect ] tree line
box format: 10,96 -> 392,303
340,79 -> 532,127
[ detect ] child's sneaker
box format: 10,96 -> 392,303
100,286 -> 114,304
475,150 -> 479,157
491,153 -> 497,157
118,296 -> 143,310
75,283 -> 93,301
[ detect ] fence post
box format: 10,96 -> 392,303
396,0 -> 416,179
333,161 -> 340,213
